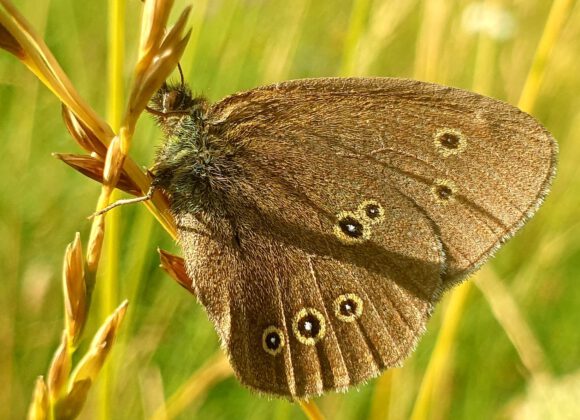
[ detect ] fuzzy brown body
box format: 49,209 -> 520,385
149,77 -> 556,397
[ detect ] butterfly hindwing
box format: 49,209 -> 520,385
176,132 -> 444,396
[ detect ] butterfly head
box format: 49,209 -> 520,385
147,82 -> 208,136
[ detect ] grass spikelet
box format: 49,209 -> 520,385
50,301 -> 128,420
0,0 -> 178,239
32,232 -> 129,419
158,249 -> 193,293
69,300 -> 128,387
61,105 -> 108,158
47,332 -> 71,402
52,153 -> 142,197
62,233 -> 88,347
27,377 -> 49,420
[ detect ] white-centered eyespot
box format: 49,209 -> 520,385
334,293 -> 364,322
357,200 -> 385,224
262,326 -> 285,356
334,211 -> 371,244
292,308 -> 326,345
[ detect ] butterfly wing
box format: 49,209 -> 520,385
176,77 -> 555,397
207,77 -> 556,285
177,176 -> 443,397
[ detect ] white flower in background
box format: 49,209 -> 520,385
462,2 -> 517,40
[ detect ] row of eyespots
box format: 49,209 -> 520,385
334,200 -> 385,244
333,130 -> 465,244
432,128 -> 463,204
261,294 -> 364,356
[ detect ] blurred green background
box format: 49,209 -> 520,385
0,0 -> 579,419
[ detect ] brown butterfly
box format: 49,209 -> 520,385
145,77 -> 556,398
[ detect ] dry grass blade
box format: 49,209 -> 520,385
0,19 -> 23,57
297,400 -> 325,420
369,370 -> 394,420
518,0 -> 576,113
356,0 -> 417,75
413,0 -> 451,81
259,0 -> 309,84
61,106 -> 108,157
475,268 -> 549,379
339,0 -> 372,76
27,377 -> 49,420
410,282 -> 472,420
152,353 -> 233,420
0,0 -> 114,143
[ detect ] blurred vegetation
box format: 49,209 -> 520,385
0,0 -> 579,419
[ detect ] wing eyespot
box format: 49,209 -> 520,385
431,179 -> 457,204
334,293 -> 363,322
292,308 -> 326,345
334,211 -> 370,244
434,128 -> 467,157
357,200 -> 385,224
262,326 -> 285,356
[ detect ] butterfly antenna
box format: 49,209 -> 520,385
145,106 -> 166,117
89,186 -> 156,219
145,106 -> 190,117
177,62 -> 185,87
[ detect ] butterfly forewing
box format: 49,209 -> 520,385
209,77 -> 556,284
